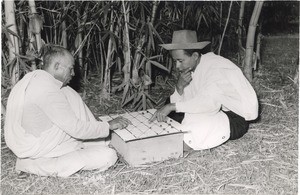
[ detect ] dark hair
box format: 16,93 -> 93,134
183,44 -> 212,57
42,45 -> 69,69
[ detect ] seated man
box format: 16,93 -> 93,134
150,30 -> 259,150
4,45 -> 130,177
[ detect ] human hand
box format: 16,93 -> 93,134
176,67 -> 192,94
149,103 -> 176,123
108,116 -> 132,130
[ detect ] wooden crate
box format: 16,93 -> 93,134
111,131 -> 183,166
99,109 -> 184,166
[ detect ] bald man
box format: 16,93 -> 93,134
4,46 -> 130,177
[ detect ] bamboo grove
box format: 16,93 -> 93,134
2,1 -> 264,112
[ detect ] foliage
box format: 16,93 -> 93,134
2,1 -> 227,110
2,1 -> 297,109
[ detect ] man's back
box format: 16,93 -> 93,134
21,71 -> 59,137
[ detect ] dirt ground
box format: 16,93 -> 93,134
1,35 -> 298,194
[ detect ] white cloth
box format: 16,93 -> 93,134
4,70 -> 117,177
171,52 -> 258,150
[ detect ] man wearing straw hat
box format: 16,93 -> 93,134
4,45 -> 131,177
150,30 -> 259,150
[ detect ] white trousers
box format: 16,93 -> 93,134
16,142 -> 118,177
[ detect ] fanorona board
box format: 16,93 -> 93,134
99,109 -> 185,166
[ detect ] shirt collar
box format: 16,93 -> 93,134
39,70 -> 64,88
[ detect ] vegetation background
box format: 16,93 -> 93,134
1,1 -> 299,194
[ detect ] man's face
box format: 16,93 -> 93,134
171,49 -> 199,73
55,53 -> 75,86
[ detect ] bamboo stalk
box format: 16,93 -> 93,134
144,1 -> 159,91
244,1 -> 264,81
75,2 -> 89,69
182,1 -> 185,28
122,1 -> 131,83
84,34 -> 92,81
5,0 -> 20,86
238,1 -> 246,65
101,11 -> 115,100
253,32 -> 262,70
218,1 -> 233,55
132,36 -> 145,85
76,9 -> 83,68
61,20 -> 67,48
150,1 -> 159,24
99,34 -> 104,83
238,1 -> 245,48
18,7 -> 24,54
28,0 -> 42,53
1,102 -> 6,117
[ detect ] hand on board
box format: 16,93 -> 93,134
108,116 -> 132,130
149,103 -> 176,123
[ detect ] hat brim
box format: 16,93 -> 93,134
160,41 -> 211,50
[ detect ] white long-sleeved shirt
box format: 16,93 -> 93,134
170,52 -> 258,149
5,70 -> 110,159
21,70 -> 109,139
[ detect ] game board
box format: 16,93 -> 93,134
99,109 -> 184,142
99,109 -> 185,166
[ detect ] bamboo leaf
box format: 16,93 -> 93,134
139,56 -> 147,69
142,74 -> 152,86
149,60 -> 169,72
133,91 -> 143,105
202,13 -> 209,27
121,82 -> 130,105
19,58 -> 27,71
3,29 -> 13,45
148,55 -> 163,60
197,13 -> 203,29
142,94 -> 147,110
148,23 -> 155,51
2,50 -> 8,67
14,52 -> 35,61
144,92 -> 157,104
6,28 -> 20,39
133,100 -> 142,111
122,93 -> 135,107
6,57 -> 17,68
149,23 -> 164,43
146,98 -> 154,108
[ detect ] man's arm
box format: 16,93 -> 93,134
40,89 -> 111,140
149,103 -> 176,122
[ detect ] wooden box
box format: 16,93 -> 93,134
99,109 -> 184,167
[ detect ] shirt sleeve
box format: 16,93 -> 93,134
37,89 -> 109,140
175,84 -> 222,114
174,68 -> 224,114
170,88 -> 184,104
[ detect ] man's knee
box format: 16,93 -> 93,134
80,146 -> 118,170
102,147 -> 118,165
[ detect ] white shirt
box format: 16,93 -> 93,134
21,70 -> 109,139
4,70 -> 109,159
170,52 -> 258,150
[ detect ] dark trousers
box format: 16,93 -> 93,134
223,110 -> 249,140
166,99 -> 248,140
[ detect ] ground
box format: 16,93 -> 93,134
1,35 -> 298,194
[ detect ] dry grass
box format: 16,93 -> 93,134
1,35 -> 298,194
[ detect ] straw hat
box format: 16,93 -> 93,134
160,30 -> 210,50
